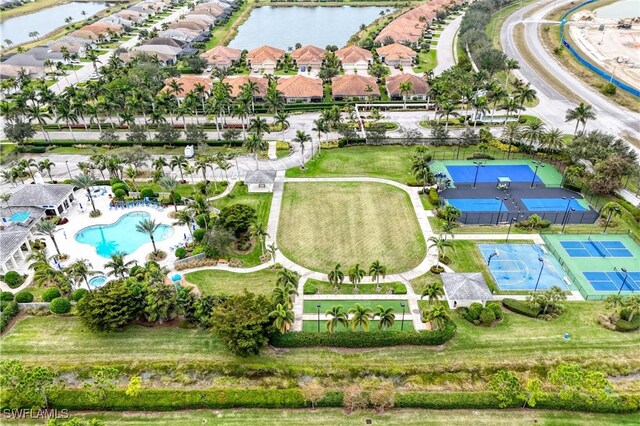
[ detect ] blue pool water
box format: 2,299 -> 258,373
88,275 -> 107,288
521,198 -> 587,212
9,211 -> 31,222
445,164 -> 541,184
447,198 -> 507,212
479,243 -> 567,291
75,211 -> 174,258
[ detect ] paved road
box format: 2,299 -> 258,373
434,14 -> 463,76
500,0 -> 640,152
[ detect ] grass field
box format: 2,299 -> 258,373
3,302 -> 639,374
8,409 -> 639,426
305,278 -> 405,295
184,268 -> 278,295
302,299 -> 409,314
278,182 -> 425,273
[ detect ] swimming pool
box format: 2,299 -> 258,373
88,275 -> 107,288
8,211 -> 31,222
521,198 -> 587,212
447,198 -> 507,212
75,211 -> 174,258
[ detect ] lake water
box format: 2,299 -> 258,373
229,6 -> 389,50
596,0 -> 640,19
1,2 -> 107,46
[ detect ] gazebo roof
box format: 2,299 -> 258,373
441,272 -> 493,301
244,170 -> 276,184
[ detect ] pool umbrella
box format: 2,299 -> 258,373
79,203 -> 83,210
184,233 -> 187,239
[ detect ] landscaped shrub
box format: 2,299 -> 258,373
502,298 -> 541,318
42,287 -> 62,302
140,188 -> 155,198
2,271 -> 23,288
392,283 -> 407,294
271,322 -> 456,348
190,244 -> 206,255
487,302 -> 503,320
50,297 -> 72,314
111,182 -> 128,194
69,288 -> 89,302
109,178 -> 123,186
428,188 -> 439,206
193,229 -> 206,242
615,317 -> 640,332
465,302 -> 483,322
113,188 -> 127,199
303,282 -> 318,295
0,292 -> 15,301
175,247 -> 187,259
479,308 -> 496,324
14,291 -> 34,303
0,300 -> 19,332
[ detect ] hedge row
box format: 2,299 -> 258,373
615,316 -> 640,332
502,298 -> 541,318
24,140 -> 245,148
270,322 -> 456,348
26,389 -> 640,413
0,301 -> 19,332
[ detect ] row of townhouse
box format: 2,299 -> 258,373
161,72 -> 429,103
0,0 -> 172,79
199,43 -> 419,73
122,0 -> 241,66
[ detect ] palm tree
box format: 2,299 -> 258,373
270,303 -> 295,334
35,220 -> 61,256
327,264 -> 344,290
135,218 -> 160,253
522,121 -> 546,151
274,111 -> 290,143
272,277 -> 298,309
565,102 -> 596,135
427,235 -> 454,269
501,122 -> 522,159
420,282 -> 444,306
514,84 -> 537,113
325,305 -> 348,333
65,259 -> 96,289
169,155 -> 188,182
293,130 -> 311,167
604,294 -> 624,311
503,58 -> 520,89
104,252 -> 136,278
158,176 -> 179,212
600,201 -> 622,233
438,100 -> 459,131
72,173 -> 98,213
349,303 -> 373,331
399,81 -> 414,109
233,100 -> 250,140
243,133 -> 267,170
424,304 -> 450,331
541,128 -> 564,153
251,222 -> 269,256
624,296 -> 640,322
37,159 -> 56,182
348,264 -> 366,291
248,117 -> 269,137
375,305 -> 395,330
369,260 -> 387,291
173,210 -> 194,238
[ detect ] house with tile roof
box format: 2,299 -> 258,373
376,43 -> 417,68
335,45 -> 372,73
247,45 -> 285,74
386,73 -> 429,100
201,45 -> 242,69
331,75 -> 379,100
223,76 -> 269,98
277,75 -> 323,103
290,45 -> 325,71
161,76 -> 213,99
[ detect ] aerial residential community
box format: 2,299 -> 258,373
0,0 -> 639,424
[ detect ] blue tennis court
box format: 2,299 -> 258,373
583,271 -> 640,292
560,239 -> 634,258
447,198 -> 507,212
445,165 -> 541,183
521,198 -> 587,212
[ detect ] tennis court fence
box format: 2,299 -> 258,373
457,209 -> 599,225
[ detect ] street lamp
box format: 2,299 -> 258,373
400,303 -> 406,331
472,161 -> 485,189
505,217 -> 517,243
495,196 -> 507,226
65,160 -> 72,179
617,268 -> 629,296
316,303 -> 321,332
530,161 -> 544,189
561,208 -> 576,233
533,257 -> 545,292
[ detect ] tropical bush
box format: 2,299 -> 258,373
14,291 -> 34,303
0,301 -> 19,332
2,271 -> 24,288
428,188 -> 439,206
111,183 -> 128,194
69,288 -> 89,302
140,188 -> 156,198
392,283 -> 407,294
113,188 -> 127,199
175,247 -> 187,259
303,282 -> 318,295
41,288 -> 62,302
50,297 -> 72,314
0,292 -> 15,301
502,298 -> 541,318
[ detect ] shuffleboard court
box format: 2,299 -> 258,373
521,198 -> 588,212
583,271 -> 640,292
445,164 -> 541,184
560,240 -> 634,258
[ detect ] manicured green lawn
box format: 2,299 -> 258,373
278,182 -> 425,273
303,299 -> 409,314
413,49 -> 437,73
127,181 -> 218,198
305,279 -> 405,295
184,268 -> 278,295
8,409 -> 638,426
2,302 -> 639,372
303,319 -> 414,332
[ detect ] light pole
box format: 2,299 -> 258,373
65,160 -> 72,179
617,268 -> 629,296
533,257 -> 544,292
487,249 -> 499,266
505,217 -> 517,243
530,161 -> 544,189
602,208 -> 615,234
561,208 -> 576,233
400,303 -> 406,331
316,303 -> 321,332
560,196 -> 574,231
472,161 -> 485,189
495,196 -> 507,226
